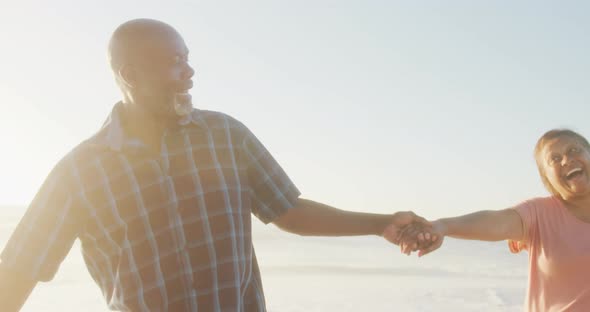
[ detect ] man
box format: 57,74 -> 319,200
0,19 -> 434,312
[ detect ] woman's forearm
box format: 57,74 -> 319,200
435,209 -> 523,241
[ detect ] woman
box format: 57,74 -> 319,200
400,129 -> 590,311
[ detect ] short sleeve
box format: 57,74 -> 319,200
241,126 -> 300,224
512,197 -> 544,250
0,159 -> 86,282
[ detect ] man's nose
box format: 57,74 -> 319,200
183,63 -> 195,80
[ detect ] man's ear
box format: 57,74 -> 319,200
118,64 -> 137,89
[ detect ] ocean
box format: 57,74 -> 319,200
0,206 -> 528,311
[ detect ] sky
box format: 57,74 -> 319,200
1,0 -> 590,219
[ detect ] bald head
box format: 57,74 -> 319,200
108,18 -> 182,72
107,19 -> 194,118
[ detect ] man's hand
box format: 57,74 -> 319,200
381,211 -> 435,247
398,219 -> 446,257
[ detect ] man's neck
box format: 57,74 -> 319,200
121,101 -> 169,155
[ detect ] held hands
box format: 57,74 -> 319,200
381,212 -> 445,257
399,220 -> 445,257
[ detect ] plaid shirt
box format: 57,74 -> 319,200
1,103 -> 300,311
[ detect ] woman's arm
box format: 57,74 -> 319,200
436,209 -> 524,241
405,208 -> 525,257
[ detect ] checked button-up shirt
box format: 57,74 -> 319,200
1,103 -> 300,311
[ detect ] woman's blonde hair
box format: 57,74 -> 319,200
534,129 -> 590,196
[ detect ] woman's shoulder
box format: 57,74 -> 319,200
516,195 -> 561,210
513,196 -> 564,222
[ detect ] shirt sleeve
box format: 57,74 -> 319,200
241,126 -> 301,224
512,197 -> 543,250
0,158 -> 86,282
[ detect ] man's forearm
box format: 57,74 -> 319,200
0,265 -> 37,312
273,198 -> 392,236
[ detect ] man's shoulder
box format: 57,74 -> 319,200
39,138 -> 105,186
58,135 -> 110,170
195,109 -> 248,131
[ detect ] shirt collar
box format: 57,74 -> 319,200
98,102 -> 205,151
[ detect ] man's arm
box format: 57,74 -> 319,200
412,208 -> 524,257
0,265 -> 37,312
272,198 -> 431,238
0,158 -> 83,311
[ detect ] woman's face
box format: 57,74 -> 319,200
541,136 -> 590,200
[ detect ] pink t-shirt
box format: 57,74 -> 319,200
514,196 -> 590,311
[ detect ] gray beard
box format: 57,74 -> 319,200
174,92 -> 193,116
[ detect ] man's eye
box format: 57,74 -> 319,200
172,55 -> 188,64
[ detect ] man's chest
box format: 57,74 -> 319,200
80,129 -> 250,235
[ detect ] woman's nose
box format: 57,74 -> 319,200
561,155 -> 574,166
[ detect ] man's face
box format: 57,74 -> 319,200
131,30 -> 195,119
